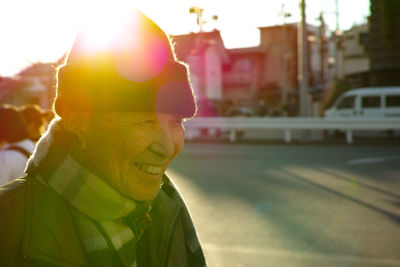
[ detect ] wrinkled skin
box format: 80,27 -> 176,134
84,112 -> 184,201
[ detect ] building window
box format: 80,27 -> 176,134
359,32 -> 369,53
359,32 -> 369,45
235,59 -> 252,71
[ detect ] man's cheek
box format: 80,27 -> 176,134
174,129 -> 185,153
121,135 -> 149,154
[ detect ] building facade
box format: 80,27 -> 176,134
0,62 -> 57,108
369,0 -> 400,86
172,25 -> 332,116
336,24 -> 370,89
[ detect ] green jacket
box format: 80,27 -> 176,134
0,175 -> 206,267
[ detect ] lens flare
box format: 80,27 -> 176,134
113,33 -> 167,82
78,4 -> 138,53
75,4 -> 167,82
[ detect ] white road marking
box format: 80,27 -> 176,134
347,155 -> 400,165
203,243 -> 400,266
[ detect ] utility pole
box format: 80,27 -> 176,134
189,6 -> 205,32
189,7 -> 218,100
319,12 -> 326,92
280,4 -> 291,105
335,0 -> 339,35
334,0 -> 340,80
298,0 -> 309,117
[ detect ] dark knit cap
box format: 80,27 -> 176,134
54,9 -> 196,118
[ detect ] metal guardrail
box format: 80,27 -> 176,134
183,117 -> 400,144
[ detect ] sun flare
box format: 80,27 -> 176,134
0,0 -> 370,76
79,4 -> 139,51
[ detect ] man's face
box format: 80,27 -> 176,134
84,112 -> 184,201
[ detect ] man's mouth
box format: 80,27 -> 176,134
134,163 -> 163,175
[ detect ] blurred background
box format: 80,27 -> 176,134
0,0 -> 372,114
1,0 -> 399,266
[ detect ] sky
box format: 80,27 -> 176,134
0,0 -> 370,77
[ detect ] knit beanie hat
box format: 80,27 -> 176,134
54,8 -> 196,118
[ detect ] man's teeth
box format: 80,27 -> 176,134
135,163 -> 162,175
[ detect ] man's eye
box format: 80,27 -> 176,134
140,120 -> 155,125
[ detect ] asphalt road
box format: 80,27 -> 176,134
167,143 -> 400,267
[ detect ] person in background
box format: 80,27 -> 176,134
257,99 -> 268,117
0,7 -> 206,267
285,96 -> 299,117
0,105 -> 35,185
19,104 -> 46,142
41,108 -> 55,132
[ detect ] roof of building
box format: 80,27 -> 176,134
228,46 -> 266,55
258,23 -> 319,34
171,30 -> 229,63
258,23 -> 298,31
0,77 -> 28,96
18,61 -> 59,77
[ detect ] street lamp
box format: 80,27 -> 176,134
189,6 -> 218,32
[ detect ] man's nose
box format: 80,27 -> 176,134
148,126 -> 175,159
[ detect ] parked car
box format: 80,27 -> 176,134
325,86 -> 400,118
325,86 -> 400,138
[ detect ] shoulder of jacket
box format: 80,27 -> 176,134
0,176 -> 27,201
0,176 -> 28,227
161,174 -> 184,203
0,176 -> 28,265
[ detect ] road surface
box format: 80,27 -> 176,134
168,143 -> 400,267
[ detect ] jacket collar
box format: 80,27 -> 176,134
137,176 -> 184,267
22,175 -> 183,267
23,176 -> 89,266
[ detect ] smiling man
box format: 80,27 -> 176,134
0,8 -> 206,267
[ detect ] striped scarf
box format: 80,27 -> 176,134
26,119 -> 152,267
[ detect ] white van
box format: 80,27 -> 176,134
325,87 -> 400,118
